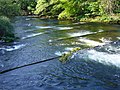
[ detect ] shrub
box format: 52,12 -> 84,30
0,16 -> 16,42
0,0 -> 20,17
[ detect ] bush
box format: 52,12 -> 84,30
18,0 -> 37,15
0,16 -> 16,42
0,0 -> 20,17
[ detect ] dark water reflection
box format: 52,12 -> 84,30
0,16 -> 120,90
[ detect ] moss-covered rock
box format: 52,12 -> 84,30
59,47 -> 81,63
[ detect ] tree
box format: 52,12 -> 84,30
99,0 -> 119,15
17,0 -> 37,15
0,0 -> 20,16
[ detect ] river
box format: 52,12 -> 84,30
0,16 -> 120,90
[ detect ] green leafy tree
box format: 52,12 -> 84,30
35,0 -> 119,20
0,0 -> 20,16
17,0 -> 37,15
99,0 -> 118,15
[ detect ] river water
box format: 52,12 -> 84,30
0,16 -> 120,90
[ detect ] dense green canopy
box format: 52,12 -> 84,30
0,0 -> 119,20
34,0 -> 120,21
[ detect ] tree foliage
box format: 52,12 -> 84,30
35,0 -> 120,20
0,16 -> 16,42
17,0 -> 37,15
0,0 -> 20,16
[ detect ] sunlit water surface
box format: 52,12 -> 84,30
0,16 -> 120,90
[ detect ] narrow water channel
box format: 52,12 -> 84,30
0,16 -> 120,90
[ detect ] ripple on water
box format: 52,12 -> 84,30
0,44 -> 26,52
55,27 -> 73,30
21,33 -> 44,39
35,26 -> 54,29
78,38 -> 105,46
1,17 -> 120,90
68,31 -> 93,37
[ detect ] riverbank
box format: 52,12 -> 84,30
27,14 -> 120,24
79,15 -> 120,24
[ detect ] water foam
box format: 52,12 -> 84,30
56,27 -> 73,30
73,22 -> 86,25
25,18 -> 30,21
87,50 -> 120,67
99,37 -> 112,43
117,37 -> 120,40
65,47 -> 74,51
55,51 -> 68,56
68,31 -> 92,37
0,44 -> 26,52
79,38 -> 105,46
22,32 -> 43,39
35,26 -> 53,29
55,47 -> 79,56
24,29 -> 36,33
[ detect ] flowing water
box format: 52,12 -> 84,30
0,16 -> 120,90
